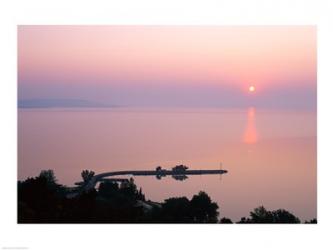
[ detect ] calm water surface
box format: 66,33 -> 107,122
18,107 -> 316,221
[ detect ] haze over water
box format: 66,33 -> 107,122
18,107 -> 316,221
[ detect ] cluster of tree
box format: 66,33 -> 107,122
18,170 -> 317,224
221,207 -> 317,224
222,206 -> 302,224
18,170 -> 146,223
146,191 -> 219,223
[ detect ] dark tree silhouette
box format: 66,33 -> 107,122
18,171 -> 62,223
18,169 -> 310,224
305,218 -> 317,224
81,170 -> 95,183
151,192 -> 219,223
250,206 -> 274,223
237,217 -> 252,223
161,197 -> 192,223
220,217 -> 233,223
237,206 -> 301,223
138,187 -> 145,201
190,191 -> 219,223
98,182 -> 119,199
39,169 -> 57,185
271,209 -> 300,223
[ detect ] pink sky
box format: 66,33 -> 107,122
18,26 -> 316,108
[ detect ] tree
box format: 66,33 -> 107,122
237,217 -> 252,223
138,187 -> 145,201
190,191 -> 219,223
18,172 -> 62,223
39,170 -> 57,185
305,218 -> 317,224
220,217 -> 233,223
250,206 -> 273,223
239,206 -> 301,223
161,197 -> 192,223
119,177 -> 139,201
271,209 -> 300,223
98,182 -> 119,198
81,170 -> 95,183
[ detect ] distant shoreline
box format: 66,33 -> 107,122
17,98 -> 119,109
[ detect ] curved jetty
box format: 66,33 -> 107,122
81,165 -> 228,191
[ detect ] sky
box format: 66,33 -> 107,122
18,26 -> 316,109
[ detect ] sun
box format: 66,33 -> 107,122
249,86 -> 256,93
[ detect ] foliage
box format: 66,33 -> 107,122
160,197 -> 192,223
18,170 -> 313,224
237,206 -> 300,223
220,217 -> 233,223
18,172 -> 63,223
190,191 -> 219,223
39,170 -> 58,185
305,218 -> 317,224
152,191 -> 219,223
81,170 -> 95,183
271,209 -> 301,223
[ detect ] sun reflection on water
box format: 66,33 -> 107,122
243,107 -> 258,144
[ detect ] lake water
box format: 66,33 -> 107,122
18,107 -> 316,221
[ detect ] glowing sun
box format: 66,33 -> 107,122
249,86 -> 256,93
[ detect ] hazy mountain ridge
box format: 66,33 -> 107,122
18,99 -> 117,108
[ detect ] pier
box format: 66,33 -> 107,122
81,165 -> 228,191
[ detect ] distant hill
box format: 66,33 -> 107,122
18,99 -> 117,108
